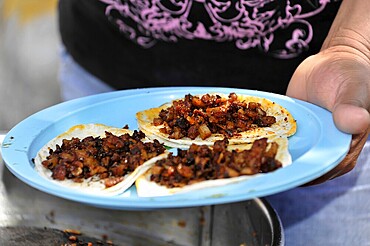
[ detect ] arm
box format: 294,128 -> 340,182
287,0 -> 370,185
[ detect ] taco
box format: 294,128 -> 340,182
34,123 -> 168,196
136,92 -> 296,148
135,135 -> 291,197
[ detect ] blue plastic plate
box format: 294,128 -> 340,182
1,87 -> 351,210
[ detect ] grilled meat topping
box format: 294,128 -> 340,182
42,130 -> 165,187
150,138 -> 282,188
153,93 -> 276,140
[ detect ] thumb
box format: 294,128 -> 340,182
332,78 -> 370,135
287,54 -> 370,135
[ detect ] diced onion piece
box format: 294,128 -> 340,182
198,124 -> 212,140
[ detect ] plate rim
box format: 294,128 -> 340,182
1,87 -> 351,209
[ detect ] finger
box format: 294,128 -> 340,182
287,55 -> 370,134
301,159 -> 348,186
333,104 -> 370,134
332,73 -> 370,133
302,173 -> 335,186
330,128 -> 369,177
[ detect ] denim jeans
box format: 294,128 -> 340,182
269,138 -> 370,245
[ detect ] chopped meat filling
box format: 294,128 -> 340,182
153,93 -> 276,140
150,138 -> 282,188
41,130 -> 165,187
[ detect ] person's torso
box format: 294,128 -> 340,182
59,0 -> 341,94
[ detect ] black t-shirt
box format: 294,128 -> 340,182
58,0 -> 341,95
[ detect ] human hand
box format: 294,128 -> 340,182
286,0 -> 370,185
287,47 -> 370,185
